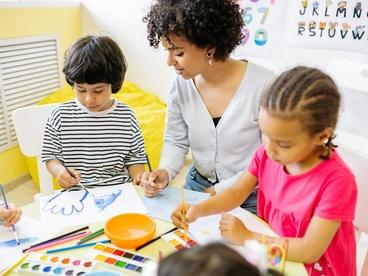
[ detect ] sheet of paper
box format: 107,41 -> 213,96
40,184 -> 148,227
0,215 -> 59,273
189,207 -> 277,245
142,187 -> 210,222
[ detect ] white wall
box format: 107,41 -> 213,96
78,0 -> 368,102
79,0 -> 174,101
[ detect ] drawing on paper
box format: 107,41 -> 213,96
0,237 -> 37,248
93,190 -> 122,212
42,189 -> 89,216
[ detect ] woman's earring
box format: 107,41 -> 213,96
206,52 -> 214,65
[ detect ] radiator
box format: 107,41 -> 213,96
0,34 -> 61,152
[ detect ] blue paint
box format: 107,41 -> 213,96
43,266 -> 52,272
93,190 -> 122,211
42,190 -> 89,216
0,237 -> 37,247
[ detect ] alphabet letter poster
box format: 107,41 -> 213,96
288,0 -> 368,54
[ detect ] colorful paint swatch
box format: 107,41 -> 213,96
161,228 -> 198,251
14,252 -> 95,275
87,243 -> 156,274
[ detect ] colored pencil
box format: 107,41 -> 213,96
0,184 -> 20,245
181,185 -> 188,248
27,231 -> 90,252
1,253 -> 29,276
46,239 -> 111,254
136,226 -> 178,251
77,227 -> 104,245
22,225 -> 89,253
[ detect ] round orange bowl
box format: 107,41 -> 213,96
104,213 -> 156,249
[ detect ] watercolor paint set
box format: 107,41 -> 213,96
13,253 -> 95,275
87,243 -> 156,274
161,229 -> 198,250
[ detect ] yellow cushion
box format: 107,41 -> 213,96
26,81 -> 166,190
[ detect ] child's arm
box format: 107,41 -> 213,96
128,164 -> 145,184
0,203 -> 22,227
172,171 -> 258,228
46,160 -> 80,189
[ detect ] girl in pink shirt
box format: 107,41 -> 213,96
172,66 -> 357,275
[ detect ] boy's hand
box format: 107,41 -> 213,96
140,169 -> 169,197
0,203 -> 22,227
56,167 -> 80,189
171,203 -> 199,229
219,212 -> 251,245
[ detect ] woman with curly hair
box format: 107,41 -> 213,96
139,0 -> 275,214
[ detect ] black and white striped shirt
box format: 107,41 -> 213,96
42,99 -> 146,188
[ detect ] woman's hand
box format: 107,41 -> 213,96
56,167 -> 80,189
219,212 -> 252,245
140,169 -> 169,197
203,186 -> 216,196
0,203 -> 22,227
171,203 -> 201,229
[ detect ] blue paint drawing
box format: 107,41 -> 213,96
93,190 -> 122,212
0,237 -> 37,247
42,190 -> 89,216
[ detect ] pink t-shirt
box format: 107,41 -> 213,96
248,146 -> 357,276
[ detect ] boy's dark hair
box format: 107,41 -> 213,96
63,35 -> 127,94
260,66 -> 341,159
143,0 -> 244,60
157,242 -> 263,276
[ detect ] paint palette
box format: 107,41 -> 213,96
161,229 -> 198,250
14,253 -> 95,275
87,243 -> 156,274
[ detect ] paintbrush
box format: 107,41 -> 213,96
181,185 -> 188,248
0,184 -> 20,245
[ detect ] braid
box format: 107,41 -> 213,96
261,66 -> 341,159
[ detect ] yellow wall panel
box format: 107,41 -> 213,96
0,6 -> 81,185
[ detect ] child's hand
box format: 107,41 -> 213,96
140,169 -> 169,197
171,204 -> 199,229
56,167 -> 81,189
0,203 -> 22,227
219,212 -> 251,245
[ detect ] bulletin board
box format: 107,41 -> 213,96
288,1 -> 368,54
233,0 -> 288,58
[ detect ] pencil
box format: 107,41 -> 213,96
136,226 -> 178,251
27,231 -> 90,252
0,184 -> 20,245
22,225 -> 89,253
77,227 -> 104,244
146,153 -> 152,172
1,253 -> 29,276
181,185 -> 187,248
46,239 -> 110,254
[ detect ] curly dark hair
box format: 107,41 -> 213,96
143,0 -> 244,60
63,35 -> 127,94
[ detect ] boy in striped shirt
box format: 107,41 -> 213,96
42,35 -> 146,189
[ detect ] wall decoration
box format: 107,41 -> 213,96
233,0 -> 288,58
288,1 -> 368,54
